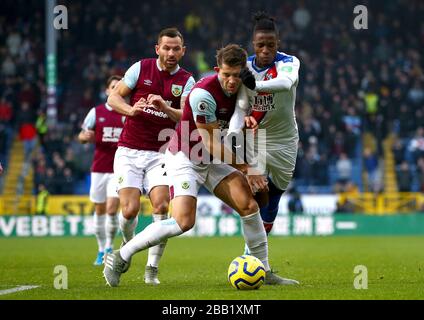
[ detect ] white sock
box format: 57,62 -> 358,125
120,217 -> 183,262
146,214 -> 168,268
241,211 -> 270,271
93,213 -> 106,252
119,211 -> 138,243
105,214 -> 118,249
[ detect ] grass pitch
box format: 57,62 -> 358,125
0,236 -> 423,300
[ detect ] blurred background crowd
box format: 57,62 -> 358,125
0,0 -> 423,196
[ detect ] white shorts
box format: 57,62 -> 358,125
257,142 -> 298,191
114,146 -> 168,194
165,150 -> 237,199
90,172 -> 119,203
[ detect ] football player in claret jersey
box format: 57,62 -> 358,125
103,44 -> 298,287
230,12 -> 300,259
78,75 -> 124,266
105,28 -> 195,284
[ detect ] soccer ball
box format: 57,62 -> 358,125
228,255 -> 265,290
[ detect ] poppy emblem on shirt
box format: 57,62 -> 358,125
171,84 -> 183,97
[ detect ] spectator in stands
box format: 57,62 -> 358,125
17,102 -> 37,159
287,188 -> 304,214
336,152 -> 352,186
408,127 -> 424,165
396,161 -> 412,192
35,109 -> 48,152
44,167 -> 58,194
417,157 -> 424,193
61,167 -> 75,195
35,184 -> 49,215
363,147 -> 381,192
392,137 -> 406,166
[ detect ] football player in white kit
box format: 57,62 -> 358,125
230,12 -> 300,241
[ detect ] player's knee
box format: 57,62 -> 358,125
152,201 -> 169,215
176,217 -> 195,232
238,199 -> 259,216
121,201 -> 140,218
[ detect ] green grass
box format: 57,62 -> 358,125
0,236 -> 423,300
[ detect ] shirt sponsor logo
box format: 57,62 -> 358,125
252,94 -> 275,111
102,127 -> 123,142
142,107 -> 169,118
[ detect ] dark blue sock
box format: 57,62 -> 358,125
259,180 -> 285,234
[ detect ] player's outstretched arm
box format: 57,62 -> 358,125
255,57 -> 300,93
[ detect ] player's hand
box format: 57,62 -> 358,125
81,130 -> 95,142
247,174 -> 269,194
130,97 -> 149,116
147,94 -> 167,112
245,116 -> 258,135
239,68 -> 256,90
0,162 -> 3,175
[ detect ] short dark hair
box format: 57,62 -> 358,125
253,11 -> 279,36
106,75 -> 122,88
216,44 -> 247,68
158,27 -> 184,44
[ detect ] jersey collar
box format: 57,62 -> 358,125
105,103 -> 113,111
250,55 -> 276,73
156,59 -> 180,75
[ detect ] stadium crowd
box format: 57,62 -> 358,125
0,0 -> 423,195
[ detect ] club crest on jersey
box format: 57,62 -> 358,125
264,73 -> 274,80
181,181 -> 190,190
99,117 -> 105,122
171,84 -> 183,97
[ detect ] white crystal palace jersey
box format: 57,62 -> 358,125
239,51 -> 300,150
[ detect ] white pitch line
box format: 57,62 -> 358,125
0,285 -> 40,296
